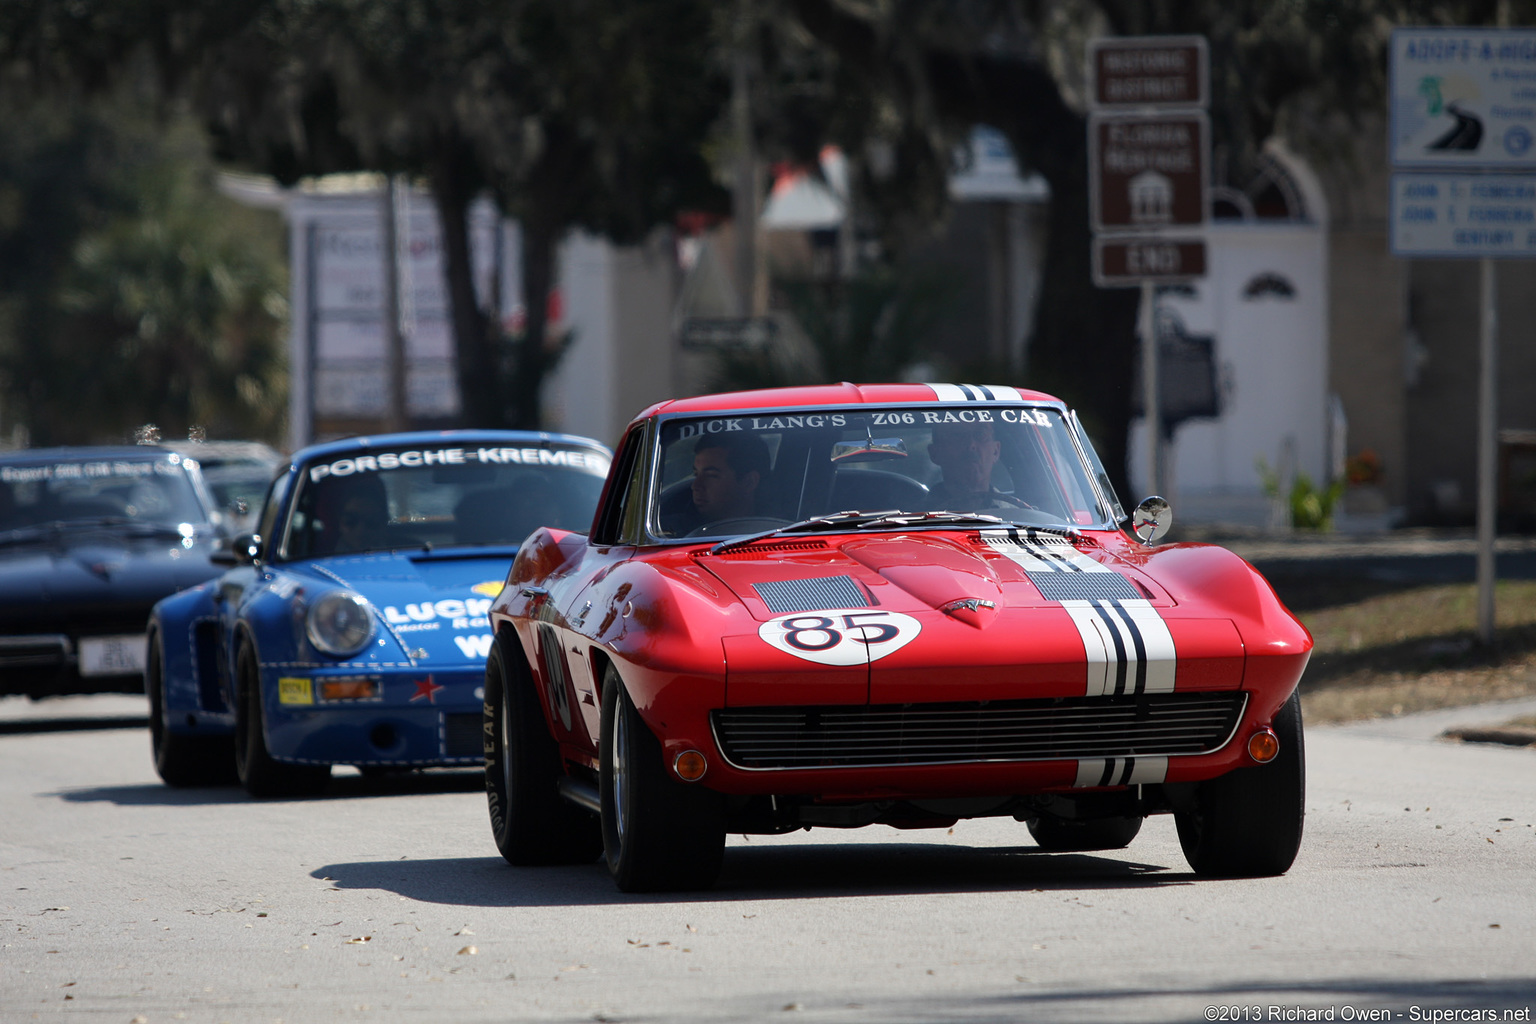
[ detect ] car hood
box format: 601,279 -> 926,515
287,550 -> 516,663
695,530 -> 1257,707
699,530 -> 1166,622
0,531 -> 221,615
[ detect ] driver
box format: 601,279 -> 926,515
691,432 -> 770,526
925,420 -> 1019,513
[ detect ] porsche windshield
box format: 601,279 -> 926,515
284,444 -> 610,558
650,406 -> 1113,541
0,455 -> 206,533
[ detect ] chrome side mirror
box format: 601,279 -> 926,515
1131,496 -> 1171,545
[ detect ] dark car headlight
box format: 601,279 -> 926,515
306,591 -> 374,657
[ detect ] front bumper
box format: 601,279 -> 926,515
260,666 -> 486,767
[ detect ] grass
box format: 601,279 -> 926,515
1270,579 -> 1536,724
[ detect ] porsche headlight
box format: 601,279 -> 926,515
306,591 -> 374,657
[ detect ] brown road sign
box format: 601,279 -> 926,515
1090,112 -> 1209,232
1089,36 -> 1208,110
1093,237 -> 1207,287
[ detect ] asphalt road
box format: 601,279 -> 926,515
3,694 -> 1534,1024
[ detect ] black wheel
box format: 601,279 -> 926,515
599,664 -> 725,892
146,630 -> 235,787
1027,814 -> 1143,851
484,631 -> 602,865
233,643 -> 330,799
1175,691 -> 1305,877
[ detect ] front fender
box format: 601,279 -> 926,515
150,580 -> 228,732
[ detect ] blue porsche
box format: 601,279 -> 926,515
146,430 -> 611,797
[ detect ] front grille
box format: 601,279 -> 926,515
712,691 -> 1247,769
444,713 -> 482,758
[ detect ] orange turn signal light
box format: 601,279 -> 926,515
673,750 -> 708,782
320,677 -> 380,701
1247,728 -> 1281,764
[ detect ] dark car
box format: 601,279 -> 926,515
164,440 -> 283,534
0,445 -> 227,699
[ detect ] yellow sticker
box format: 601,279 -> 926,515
278,677 -> 314,705
472,581 -> 504,598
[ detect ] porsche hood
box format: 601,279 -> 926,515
290,552 -> 510,664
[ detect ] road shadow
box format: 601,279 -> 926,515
0,715 -> 147,735
311,841 -> 1197,908
51,768 -> 485,807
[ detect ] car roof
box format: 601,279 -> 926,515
633,383 -> 1063,422
288,429 -> 612,466
0,444 -> 185,464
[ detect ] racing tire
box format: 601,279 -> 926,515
1027,814 -> 1143,851
146,630 -> 236,788
599,665 -> 725,892
233,643 -> 331,799
1175,690 -> 1305,877
483,631 -> 602,866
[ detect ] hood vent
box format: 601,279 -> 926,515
753,575 -> 869,615
707,539 -> 829,558
1027,571 -> 1141,603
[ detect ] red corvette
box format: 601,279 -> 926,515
483,384 -> 1311,891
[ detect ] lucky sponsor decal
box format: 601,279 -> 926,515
307,446 -> 609,483
383,597 -> 492,631
759,609 -> 921,667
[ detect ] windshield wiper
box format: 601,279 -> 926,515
0,525 -> 55,548
708,510 -> 903,555
54,517 -> 189,537
0,517 -> 193,543
707,510 -> 1081,555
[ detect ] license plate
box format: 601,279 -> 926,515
78,634 -> 148,677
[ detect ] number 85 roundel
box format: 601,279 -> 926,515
758,609 -> 922,666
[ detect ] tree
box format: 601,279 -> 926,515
772,0 -> 1530,495
0,71 -> 287,446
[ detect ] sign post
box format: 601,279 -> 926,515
1390,27 -> 1536,644
1087,35 -> 1210,500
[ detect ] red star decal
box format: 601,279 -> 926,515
409,676 -> 444,703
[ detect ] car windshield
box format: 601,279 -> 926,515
649,405 -> 1113,541
0,455 -> 208,534
283,443 -> 611,558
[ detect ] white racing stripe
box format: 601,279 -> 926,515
1061,599 -> 1176,696
1073,756 -> 1169,787
926,383 -> 1025,403
981,528 -> 1106,574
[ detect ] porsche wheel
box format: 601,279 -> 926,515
233,643 -> 330,799
599,665 -> 725,892
147,630 -> 235,788
1175,691 -> 1305,877
484,631 -> 602,865
1027,814 -> 1143,851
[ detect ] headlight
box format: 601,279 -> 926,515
306,591 -> 374,657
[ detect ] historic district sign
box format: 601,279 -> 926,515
1087,35 -> 1209,287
